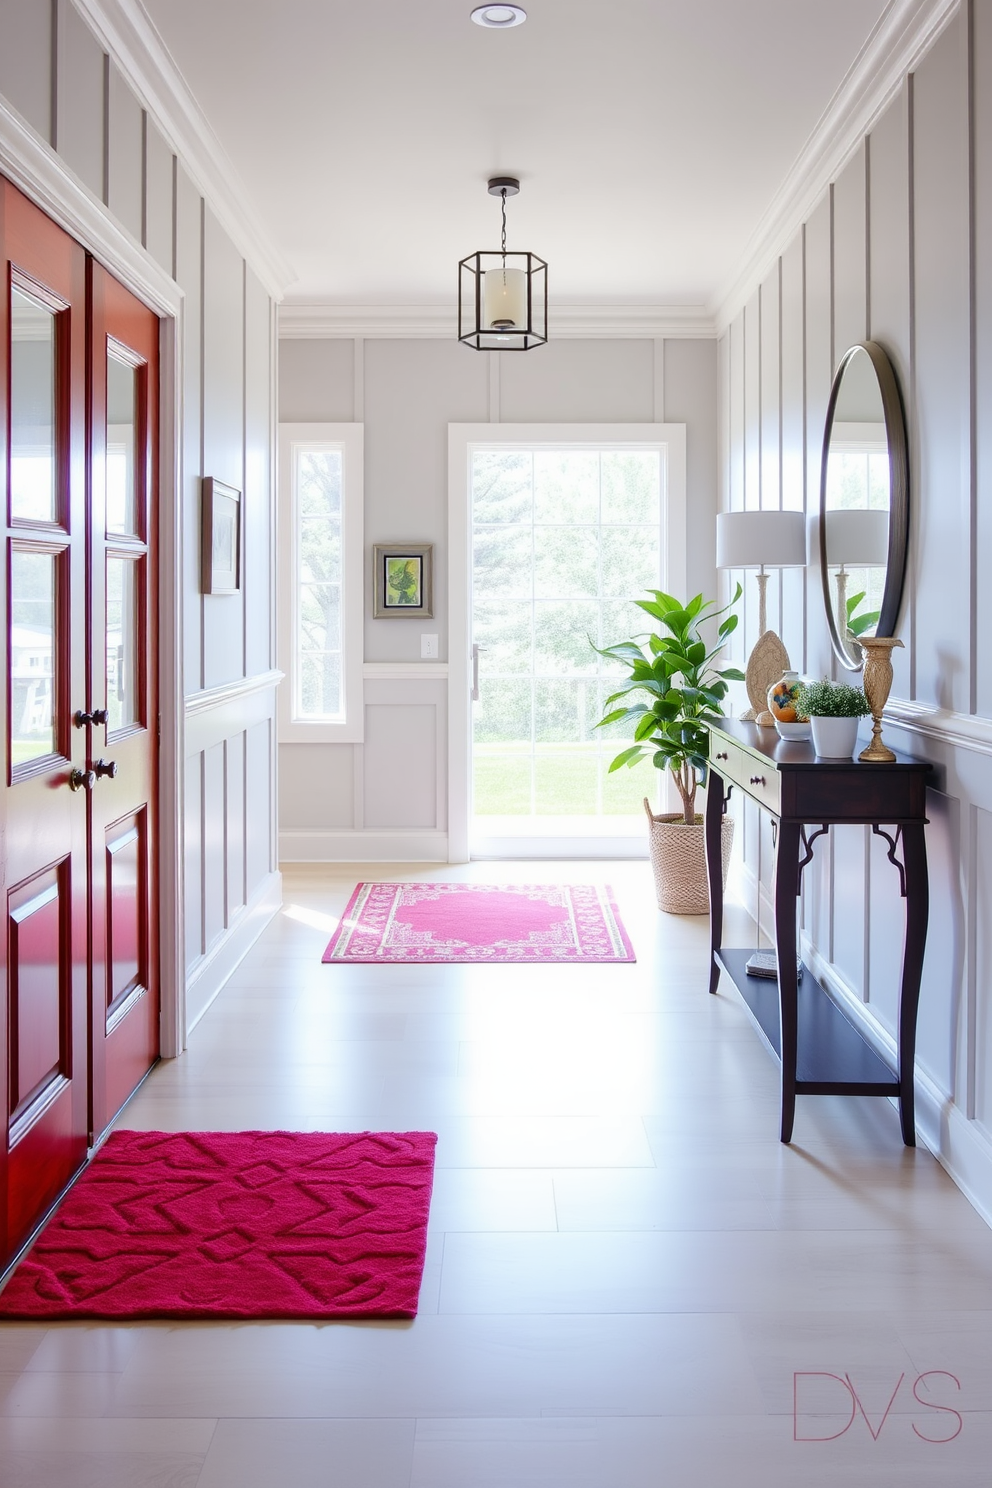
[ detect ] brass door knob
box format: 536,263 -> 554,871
69,768 -> 96,792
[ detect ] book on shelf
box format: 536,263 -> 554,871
745,950 -> 804,981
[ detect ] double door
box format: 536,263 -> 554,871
1,178 -> 159,1266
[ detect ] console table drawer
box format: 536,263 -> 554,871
739,761 -> 781,815
710,736 -> 782,815
710,739 -> 743,782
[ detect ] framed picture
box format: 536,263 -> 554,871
201,477 -> 241,594
373,542 -> 434,618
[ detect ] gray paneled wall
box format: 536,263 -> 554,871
719,1 -> 992,1212
277,335 -> 718,857
0,0 -> 280,1008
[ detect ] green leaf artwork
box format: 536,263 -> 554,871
386,557 -> 421,607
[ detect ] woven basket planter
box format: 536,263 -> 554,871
643,799 -> 734,915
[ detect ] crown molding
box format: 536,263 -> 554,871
712,0 -> 961,332
278,301 -> 716,340
0,92 -> 179,316
72,0 -> 295,300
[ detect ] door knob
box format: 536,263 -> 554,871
74,708 -> 109,728
69,768 -> 96,792
94,758 -> 118,779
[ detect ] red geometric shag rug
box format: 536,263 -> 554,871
322,882 -> 636,964
0,1129 -> 437,1320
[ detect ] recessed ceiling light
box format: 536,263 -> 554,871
471,5 -> 527,28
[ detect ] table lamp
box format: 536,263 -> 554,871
823,508 -> 889,641
716,510 -> 807,726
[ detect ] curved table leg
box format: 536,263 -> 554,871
774,821 -> 803,1143
898,823 -> 929,1147
705,770 -> 727,994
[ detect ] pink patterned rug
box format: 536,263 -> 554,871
322,883 -> 635,964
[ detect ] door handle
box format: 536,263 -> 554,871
94,758 -> 118,779
69,768 -> 96,792
74,708 -> 109,728
471,644 -> 486,702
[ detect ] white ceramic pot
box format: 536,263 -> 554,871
810,714 -> 860,758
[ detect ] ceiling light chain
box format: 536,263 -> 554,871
458,176 -> 547,351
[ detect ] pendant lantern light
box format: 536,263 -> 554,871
458,177 -> 547,350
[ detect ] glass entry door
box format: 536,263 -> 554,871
470,445 -> 666,855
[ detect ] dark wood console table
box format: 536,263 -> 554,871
704,718 -> 931,1145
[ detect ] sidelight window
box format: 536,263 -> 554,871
277,424 -> 364,742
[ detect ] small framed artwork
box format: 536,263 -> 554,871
201,477 -> 241,595
373,542 -> 434,618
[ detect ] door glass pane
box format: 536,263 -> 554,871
10,549 -> 56,764
106,557 -> 138,730
107,352 -> 138,535
472,447 -> 663,840
10,289 -> 57,523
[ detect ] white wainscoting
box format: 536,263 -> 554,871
185,670 -> 283,1032
278,662 -> 450,862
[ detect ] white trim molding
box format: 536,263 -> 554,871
0,90 -> 177,316
279,830 -> 449,864
363,662 -> 450,680
883,699 -> 992,760
279,301 -> 717,341
713,0 -> 961,331
185,668 -> 284,718
73,0 -> 294,299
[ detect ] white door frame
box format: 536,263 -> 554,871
1,98 -> 186,1057
447,422 -> 687,863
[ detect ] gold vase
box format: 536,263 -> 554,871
858,636 -> 904,762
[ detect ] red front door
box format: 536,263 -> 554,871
86,263 -> 159,1138
0,180 -> 159,1268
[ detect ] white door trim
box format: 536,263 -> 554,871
0,97 -> 186,1058
446,423 -> 687,863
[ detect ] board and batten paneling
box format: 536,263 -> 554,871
277,334 -> 718,861
719,2 -> 992,1217
0,0 -> 282,1036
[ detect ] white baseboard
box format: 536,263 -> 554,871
184,870 -> 283,1038
279,829 -> 450,862
802,940 -> 992,1228
471,835 -> 649,860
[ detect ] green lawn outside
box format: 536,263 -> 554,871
473,743 -> 657,817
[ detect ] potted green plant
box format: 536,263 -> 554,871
593,586 -> 744,913
796,678 -> 870,758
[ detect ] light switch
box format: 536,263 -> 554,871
421,633 -> 439,659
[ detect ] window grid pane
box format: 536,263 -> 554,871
295,448 -> 344,720
471,447 -> 664,821
10,288 -> 57,524
10,548 -> 57,765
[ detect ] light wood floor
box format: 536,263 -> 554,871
1,860 -> 991,1486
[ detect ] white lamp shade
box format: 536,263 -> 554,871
483,266 -> 528,330
824,509 -> 889,567
716,510 -> 806,570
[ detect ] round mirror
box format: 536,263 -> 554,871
819,340 -> 909,669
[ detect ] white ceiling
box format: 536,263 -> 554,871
141,0 -> 890,313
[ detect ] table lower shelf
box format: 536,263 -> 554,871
715,949 -> 899,1094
